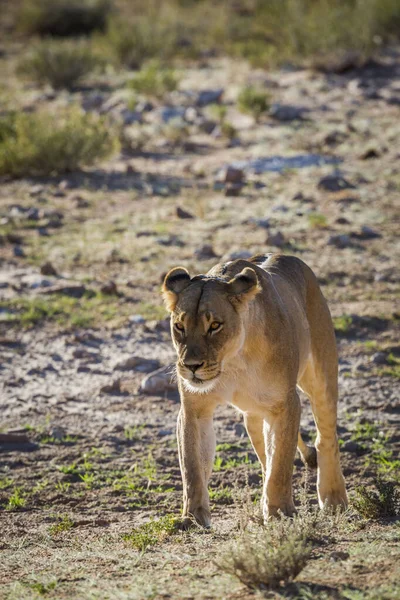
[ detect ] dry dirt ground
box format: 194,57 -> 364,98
1,47 -> 400,600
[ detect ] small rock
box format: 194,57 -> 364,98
194,244 -> 218,260
40,262 -> 58,276
176,206 -> 194,219
318,174 -> 356,192
129,315 -> 145,324
13,245 -> 25,257
140,366 -> 177,395
42,283 -> 87,298
359,226 -> 381,240
370,352 -> 388,365
26,207 -> 40,221
328,234 -> 352,249
158,429 -> 173,437
330,551 -> 349,562
159,106 -> 186,123
199,119 -> 218,134
360,147 -> 380,160
38,227 -> 49,237
196,89 -> 224,107
114,356 -> 160,373
224,184 -> 243,197
29,185 -> 45,197
225,250 -> 252,261
100,280 -> 118,295
100,379 -> 122,395
234,423 -> 246,438
217,166 -> 245,184
266,231 -> 286,248
342,440 -> 364,454
269,104 -> 307,121
72,348 -> 99,361
72,195 -> 90,209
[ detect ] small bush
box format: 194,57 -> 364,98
0,108 -> 119,178
19,39 -> 102,90
100,18 -> 165,69
128,61 -> 180,99
19,0 -> 111,37
218,517 -> 311,590
353,479 -> 400,519
237,87 -> 270,122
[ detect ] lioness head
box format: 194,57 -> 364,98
162,266 -> 260,393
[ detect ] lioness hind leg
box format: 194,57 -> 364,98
299,360 -> 347,510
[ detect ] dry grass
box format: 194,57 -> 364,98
18,39 -> 103,90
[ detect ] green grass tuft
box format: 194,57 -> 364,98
237,86 -> 270,122
123,515 -> 180,552
128,61 -> 180,99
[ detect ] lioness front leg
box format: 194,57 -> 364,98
177,400 -> 216,527
262,391 -> 300,520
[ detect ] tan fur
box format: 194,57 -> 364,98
162,254 -> 347,526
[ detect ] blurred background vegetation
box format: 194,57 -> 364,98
0,0 -> 400,177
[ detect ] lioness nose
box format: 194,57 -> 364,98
184,361 -> 204,373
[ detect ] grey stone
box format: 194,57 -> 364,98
270,104 -> 307,121
266,231 -> 286,248
40,262 -> 58,276
114,356 -> 160,373
225,250 -> 252,261
328,234 -> 352,249
41,283 -> 87,298
216,166 -> 245,184
140,366 -> 177,395
196,89 -> 224,107
176,206 -> 194,219
318,175 -> 356,192
194,244 -> 218,260
370,352 -> 388,365
129,315 -> 145,324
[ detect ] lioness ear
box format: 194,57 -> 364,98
228,267 -> 260,305
162,267 -> 191,311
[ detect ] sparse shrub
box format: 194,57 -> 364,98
19,0 -> 111,37
218,517 -> 312,590
353,479 -> 400,519
128,61 -> 180,99
19,39 -> 103,90
0,108 -> 119,178
49,515 -> 75,535
101,18 -> 166,69
237,86 -> 270,122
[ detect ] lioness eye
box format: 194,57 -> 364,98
175,322 -> 184,332
209,322 -> 221,332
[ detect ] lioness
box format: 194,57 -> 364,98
162,253 -> 347,526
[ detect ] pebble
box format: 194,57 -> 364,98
359,226 -> 381,240
196,89 -> 224,107
224,184 -> 243,197
113,356 -> 160,373
224,250 -> 252,261
318,174 -> 356,192
194,244 -> 218,260
40,262 -> 58,276
370,352 -> 388,365
266,231 -> 286,247
42,283 -> 87,298
13,245 -> 25,257
100,280 -> 118,295
100,379 -> 122,395
342,440 -> 365,455
328,234 -> 352,249
176,206 -> 195,219
140,366 -> 177,395
269,104 -> 307,121
129,315 -> 145,324
216,166 -> 245,184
